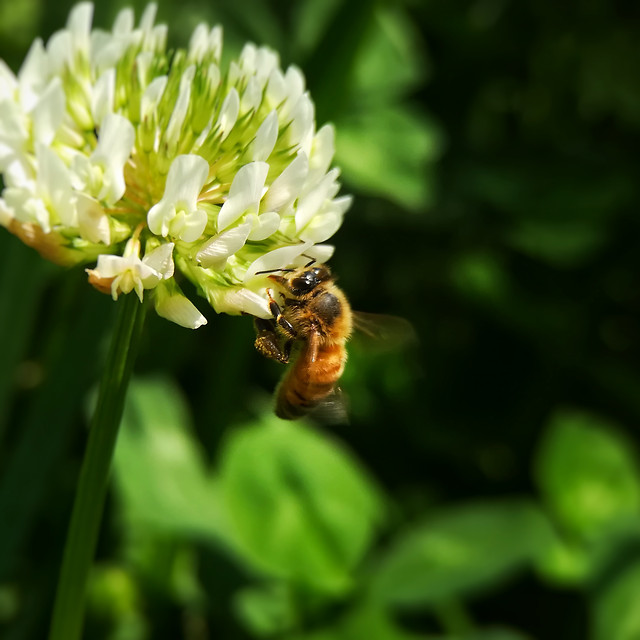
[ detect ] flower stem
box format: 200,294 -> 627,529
48,293 -> 146,640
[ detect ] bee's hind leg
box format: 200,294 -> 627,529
254,318 -> 291,364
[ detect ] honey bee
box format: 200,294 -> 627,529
254,262 -> 414,421
253,264 -> 353,420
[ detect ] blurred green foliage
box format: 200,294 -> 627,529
2,0 -> 640,638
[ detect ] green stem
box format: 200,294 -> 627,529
49,293 -> 146,640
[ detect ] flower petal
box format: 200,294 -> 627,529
143,242 -> 175,278
295,168 -> 340,232
252,110 -> 279,162
164,154 -> 209,210
31,78 -> 65,145
76,193 -> 111,244
247,211 -> 281,241
243,242 -> 312,283
217,161 -> 268,231
92,112 -> 135,203
155,283 -> 207,328
36,143 -> 75,226
197,222 -> 251,269
91,68 -> 115,126
208,285 -> 271,317
217,87 -> 239,141
262,153 -> 308,213
178,208 -> 208,243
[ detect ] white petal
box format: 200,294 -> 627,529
308,124 -> 335,185
31,78 -> 65,145
150,24 -> 168,50
166,65 -> 194,145
217,88 -> 239,142
252,110 -> 279,162
188,24 -> 209,61
95,253 -> 133,278
91,68 -> 115,126
163,154 -> 209,211
113,7 -> 134,33
262,153 -> 308,212
147,201 -> 173,237
76,194 -> 111,244
67,2 -> 93,48
0,60 -> 18,101
217,161 -> 268,231
299,211 -> 342,243
143,242 -> 175,278
295,168 -> 340,231
247,211 -> 281,241
288,93 -> 314,156
297,243 -> 334,265
178,208 -> 208,243
17,39 -> 46,108
141,75 -> 168,120
139,3 -> 158,35
207,63 -> 220,90
243,242 -> 312,283
209,285 -> 270,318
208,26 -> 223,61
93,113 -> 135,203
36,144 -> 74,225
155,288 -> 207,328
241,76 -> 262,114
197,222 -> 251,269
46,31 -> 72,76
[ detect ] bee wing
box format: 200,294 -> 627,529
309,387 -> 350,425
351,311 -> 417,351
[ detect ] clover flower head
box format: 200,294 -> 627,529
0,3 -> 351,328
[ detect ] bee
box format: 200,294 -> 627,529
253,263 -> 353,420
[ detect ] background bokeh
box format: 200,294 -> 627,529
1,1 -> 640,638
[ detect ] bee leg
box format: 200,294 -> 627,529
254,318 -> 290,364
266,289 -> 297,340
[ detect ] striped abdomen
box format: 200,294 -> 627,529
276,342 -> 346,419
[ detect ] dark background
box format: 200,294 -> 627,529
1,1 -> 640,638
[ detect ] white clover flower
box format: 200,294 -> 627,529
0,3 -> 351,328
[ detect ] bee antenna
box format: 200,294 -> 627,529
301,254 -> 317,268
255,267 -> 295,275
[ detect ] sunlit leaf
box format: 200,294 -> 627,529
219,415 -> 384,593
453,630 -> 531,640
114,376 -> 231,543
336,106 -> 441,210
370,500 -> 551,606
290,603 -> 425,640
350,5 -> 427,104
233,583 -> 298,637
534,409 -> 640,540
593,560 -> 640,640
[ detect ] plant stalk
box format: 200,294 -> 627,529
48,293 -> 146,640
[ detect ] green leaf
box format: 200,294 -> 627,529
291,603 -> 427,640
219,416 -> 384,593
370,500 -> 551,607
593,560 -> 640,640
335,105 -> 442,210
114,376 -> 231,543
453,631 -> 531,640
233,583 -> 298,637
349,5 -> 428,104
534,409 -> 640,540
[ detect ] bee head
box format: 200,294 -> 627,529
285,265 -> 332,295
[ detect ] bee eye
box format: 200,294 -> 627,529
291,273 -> 317,293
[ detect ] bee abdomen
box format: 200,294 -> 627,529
275,345 -> 345,419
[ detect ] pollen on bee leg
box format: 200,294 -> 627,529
254,318 -> 289,363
